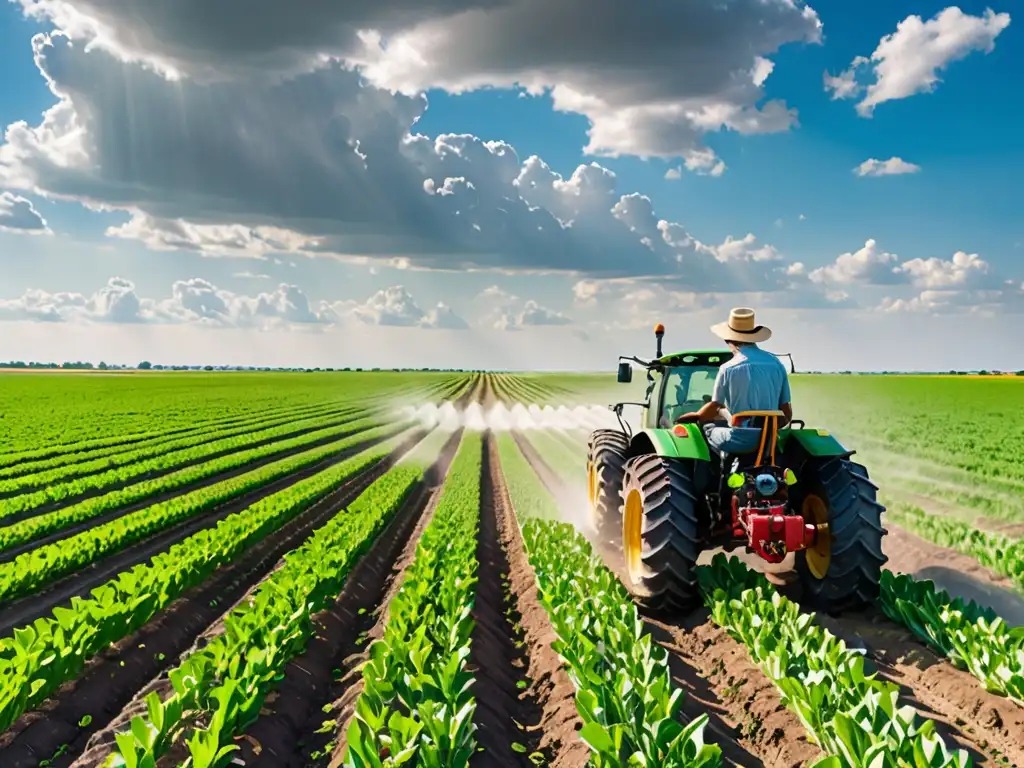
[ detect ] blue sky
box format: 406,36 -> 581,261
0,0 -> 1020,371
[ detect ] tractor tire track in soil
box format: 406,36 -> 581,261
0,405 -> 369,516
0,428 -> 407,637
487,433 -> 591,768
812,609 -> 1024,767
511,431 -> 823,767
883,521 -> 1024,626
233,428 -> 464,768
468,432 -> 557,768
0,430 -> 429,768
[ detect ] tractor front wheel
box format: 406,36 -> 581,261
586,429 -> 629,540
793,457 -> 887,614
620,454 -> 701,613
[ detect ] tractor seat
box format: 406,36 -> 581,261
720,410 -> 784,469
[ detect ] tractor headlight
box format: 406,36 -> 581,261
755,473 -> 778,496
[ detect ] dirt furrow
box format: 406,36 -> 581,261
882,524 -> 1024,626
454,372 -> 483,408
814,609 -> 1024,766
0,429 -> 407,639
0,432 -> 427,768
233,429 -> 463,768
469,433 -> 556,767
488,434 -> 590,768
512,431 -> 821,767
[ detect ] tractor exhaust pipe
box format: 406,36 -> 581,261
654,323 -> 665,358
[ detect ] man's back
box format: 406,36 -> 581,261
713,344 -> 790,423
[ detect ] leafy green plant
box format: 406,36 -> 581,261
0,431 -> 414,733
698,554 -> 971,768
887,502 -> 1024,594
497,434 -> 722,768
0,421 -> 411,602
104,437 -> 449,767
878,570 -> 1023,705
345,432 -> 482,767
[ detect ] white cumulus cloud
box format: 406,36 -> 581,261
338,285 -> 469,329
853,157 -> 921,177
0,191 -> 50,234
825,6 -> 1011,116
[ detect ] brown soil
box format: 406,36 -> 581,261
454,373 -> 485,408
815,609 -> 1024,767
892,491 -> 1024,540
512,432 -> 819,766
0,431 -> 426,768
65,430 -> 446,768
485,434 -> 590,768
468,433 -> 569,767
662,613 -> 825,767
223,429 -> 464,768
478,373 -> 499,409
882,524 -> 1024,626
0,428 -> 404,637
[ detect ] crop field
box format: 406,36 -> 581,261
0,369 -> 1022,768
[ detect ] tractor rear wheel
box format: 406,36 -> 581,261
620,454 -> 701,613
793,457 -> 887,614
586,429 -> 629,540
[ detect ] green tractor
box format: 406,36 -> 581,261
586,323 -> 886,615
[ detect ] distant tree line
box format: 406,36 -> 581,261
0,360 -> 474,373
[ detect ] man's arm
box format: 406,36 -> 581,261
779,370 -> 792,427
780,401 -> 792,428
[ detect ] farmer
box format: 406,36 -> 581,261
676,307 -> 792,456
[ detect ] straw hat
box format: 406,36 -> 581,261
710,307 -> 772,343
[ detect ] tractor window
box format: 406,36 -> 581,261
659,366 -> 719,426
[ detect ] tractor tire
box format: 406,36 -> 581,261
793,456 -> 887,614
586,429 -> 629,540
620,454 -> 702,614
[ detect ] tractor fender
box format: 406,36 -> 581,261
626,426 -> 710,462
778,428 -> 849,458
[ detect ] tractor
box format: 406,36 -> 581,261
586,323 -> 886,615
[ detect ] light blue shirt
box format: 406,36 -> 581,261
707,344 -> 791,454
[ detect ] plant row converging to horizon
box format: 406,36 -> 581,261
0,370 -> 1020,767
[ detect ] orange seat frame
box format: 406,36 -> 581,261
729,410 -> 785,466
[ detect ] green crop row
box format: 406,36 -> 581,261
887,501 -> 1024,593
0,432 -> 414,734
0,406 -> 388,517
0,374 -> 460,468
518,431 -> 581,487
878,570 -> 1024,705
698,554 -> 970,768
0,414 -> 393,556
345,431 -> 482,767
106,436 -> 447,767
0,422 -> 411,602
0,396 -> 357,481
497,434 -> 721,767
0,400 -> 361,488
